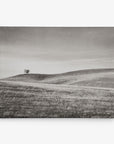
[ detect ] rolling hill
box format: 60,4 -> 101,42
3,68 -> 114,88
0,68 -> 114,118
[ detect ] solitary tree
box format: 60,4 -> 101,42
24,69 -> 30,74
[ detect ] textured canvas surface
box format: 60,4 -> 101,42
0,27 -> 114,118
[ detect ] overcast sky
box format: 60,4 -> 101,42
0,27 -> 114,78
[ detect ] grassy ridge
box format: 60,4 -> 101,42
3,68 -> 114,87
0,68 -> 114,118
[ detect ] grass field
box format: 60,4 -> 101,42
0,68 -> 114,118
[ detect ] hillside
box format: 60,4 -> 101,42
0,68 -> 114,118
3,73 -> 53,83
3,68 -> 114,88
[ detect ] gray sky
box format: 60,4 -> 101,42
0,27 -> 114,78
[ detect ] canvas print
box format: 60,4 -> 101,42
0,27 -> 114,118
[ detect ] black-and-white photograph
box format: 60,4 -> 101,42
0,27 -> 114,118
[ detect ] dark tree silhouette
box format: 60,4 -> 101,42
24,69 -> 30,74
